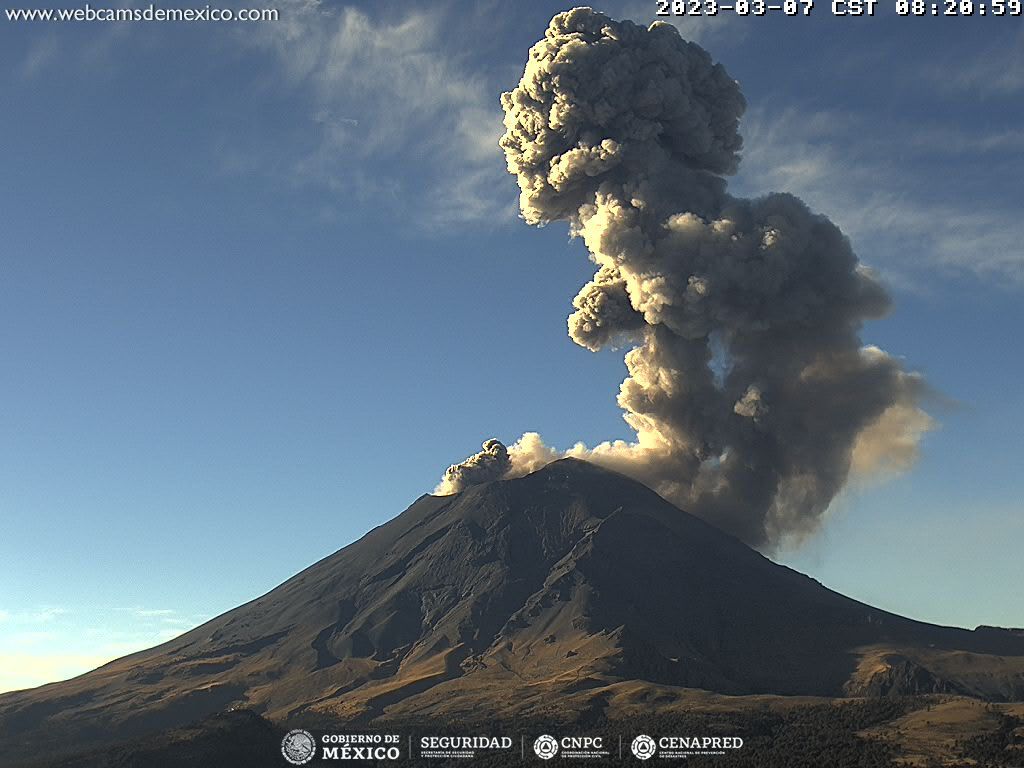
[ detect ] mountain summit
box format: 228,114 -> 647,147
2,458 -> 1022,761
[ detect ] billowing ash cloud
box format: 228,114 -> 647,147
438,8 -> 932,550
436,439 -> 512,495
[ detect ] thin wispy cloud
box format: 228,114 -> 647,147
0,653 -> 114,694
130,609 -> 198,627
0,606 -> 203,693
0,607 -> 68,634
0,627 -> 186,693
19,34 -> 59,79
133,608 -> 176,617
905,126 -> 1024,155
14,1 -> 141,80
5,631 -> 58,647
10,0 -> 515,229
936,29 -> 1024,96
243,1 -> 514,228
734,106 -> 1024,287
14,607 -> 68,624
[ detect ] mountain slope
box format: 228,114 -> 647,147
2,458 -> 1023,763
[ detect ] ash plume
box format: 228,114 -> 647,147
436,439 -> 512,495
439,8 -> 931,549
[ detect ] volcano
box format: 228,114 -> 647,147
2,458 -> 1023,763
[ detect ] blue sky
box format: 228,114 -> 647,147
1,0 -> 1022,692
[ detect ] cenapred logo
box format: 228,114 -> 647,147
533,734 -> 559,760
631,734 -> 744,760
631,734 -> 657,760
281,729 -> 316,765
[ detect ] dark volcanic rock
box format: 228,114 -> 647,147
1,458 -> 1023,766
21,710 -> 283,768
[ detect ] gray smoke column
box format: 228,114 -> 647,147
439,8 -> 931,550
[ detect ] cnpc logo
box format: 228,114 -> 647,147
533,734 -> 559,760
533,734 -> 605,760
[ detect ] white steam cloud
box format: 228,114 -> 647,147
438,8 -> 932,549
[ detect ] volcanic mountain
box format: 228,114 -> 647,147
2,458 -> 1023,763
